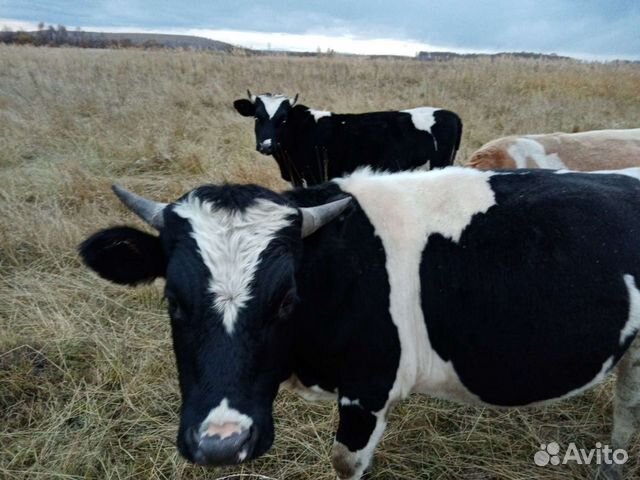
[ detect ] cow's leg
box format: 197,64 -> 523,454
331,400 -> 389,480
603,335 -> 640,480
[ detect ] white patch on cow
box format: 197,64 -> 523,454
308,108 -> 332,122
261,139 -> 272,147
199,398 -> 253,437
174,195 -> 295,334
621,275 -> 640,346
507,138 -> 567,169
280,375 -> 337,401
257,94 -> 292,119
335,167 -> 496,404
339,397 -> 361,407
401,107 -> 439,133
331,407 -> 388,480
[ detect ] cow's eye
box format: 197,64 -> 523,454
166,296 -> 183,320
278,289 -> 297,320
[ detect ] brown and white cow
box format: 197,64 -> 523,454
468,129 -> 640,171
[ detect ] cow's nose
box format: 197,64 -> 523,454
257,139 -> 273,154
188,423 -> 253,465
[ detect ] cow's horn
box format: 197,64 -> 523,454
112,184 -> 167,230
247,89 -> 253,101
300,197 -> 351,238
291,93 -> 299,105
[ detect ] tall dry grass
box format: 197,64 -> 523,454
1,45 -> 639,479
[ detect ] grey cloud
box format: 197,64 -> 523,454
1,0 -> 638,58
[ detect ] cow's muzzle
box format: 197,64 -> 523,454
186,423 -> 255,465
257,139 -> 274,155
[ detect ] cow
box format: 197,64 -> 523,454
468,128 -> 640,171
233,91 -> 463,186
79,166 -> 640,480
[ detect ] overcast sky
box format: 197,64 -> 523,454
1,1 -> 639,60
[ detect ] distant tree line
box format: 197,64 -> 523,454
0,23 -> 161,49
417,50 -> 572,62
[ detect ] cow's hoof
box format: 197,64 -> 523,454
331,442 -> 361,480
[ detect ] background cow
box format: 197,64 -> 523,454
233,91 -> 463,186
468,128 -> 640,170
79,167 -> 640,480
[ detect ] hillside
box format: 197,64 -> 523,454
0,29 -> 239,51
67,31 -> 238,50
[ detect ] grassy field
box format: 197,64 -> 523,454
1,45 -> 640,480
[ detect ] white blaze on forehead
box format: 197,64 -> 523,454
335,167 -> 496,402
173,195 -> 296,334
199,398 -> 253,437
507,138 -> 566,169
401,107 -> 439,133
621,275 -> 640,345
308,108 -> 332,122
257,94 -> 293,119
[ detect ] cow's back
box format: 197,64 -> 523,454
469,129 -> 640,171
281,106 -> 462,185
532,129 -> 640,170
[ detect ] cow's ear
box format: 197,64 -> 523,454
79,226 -> 166,286
233,99 -> 256,117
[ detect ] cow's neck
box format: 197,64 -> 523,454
283,183 -> 398,395
271,107 -> 309,186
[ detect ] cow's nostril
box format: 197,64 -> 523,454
192,426 -> 252,465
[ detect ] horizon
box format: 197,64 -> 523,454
0,1 -> 638,62
1,19 -> 636,62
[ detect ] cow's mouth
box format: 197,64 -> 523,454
188,424 -> 259,466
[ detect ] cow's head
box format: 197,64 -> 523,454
79,184 -> 350,466
233,91 -> 298,155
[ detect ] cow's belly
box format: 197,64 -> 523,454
412,345 -> 618,408
412,350 -> 485,405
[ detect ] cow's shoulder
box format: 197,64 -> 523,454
334,167 -> 496,246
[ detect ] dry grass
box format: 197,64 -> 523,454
1,45 -> 640,480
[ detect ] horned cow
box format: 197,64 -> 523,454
233,91 -> 463,186
79,167 -> 640,480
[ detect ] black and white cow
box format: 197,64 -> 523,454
79,167 -> 640,480
233,91 -> 463,186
